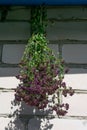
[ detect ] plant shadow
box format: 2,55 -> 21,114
5,98 -> 54,130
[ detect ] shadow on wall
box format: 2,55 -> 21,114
5,99 -> 53,130
67,68 -> 87,74
0,68 -> 21,77
1,68 -> 87,77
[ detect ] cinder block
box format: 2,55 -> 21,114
62,44 -> 87,63
0,76 -> 49,116
64,73 -> 87,90
68,68 -> 87,74
48,43 -> 59,56
47,7 -> 87,20
1,114 -> 87,130
7,8 -> 30,20
63,93 -> 87,117
0,91 -> 49,116
0,77 -> 19,89
28,117 -> 87,130
45,118 -> 87,130
0,117 -> 24,130
0,22 -> 30,40
0,67 -> 20,76
0,92 -> 20,114
2,44 -> 25,64
47,22 -> 87,40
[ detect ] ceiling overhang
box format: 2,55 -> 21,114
0,0 -> 87,5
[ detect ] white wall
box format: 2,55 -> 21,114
0,6 -> 87,130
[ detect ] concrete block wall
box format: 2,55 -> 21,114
0,6 -> 87,130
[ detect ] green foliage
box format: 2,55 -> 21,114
15,6 -> 74,116
31,6 -> 47,34
20,33 -> 65,82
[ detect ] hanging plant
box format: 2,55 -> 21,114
15,6 -> 74,116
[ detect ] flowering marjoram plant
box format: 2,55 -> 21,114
15,34 -> 74,116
